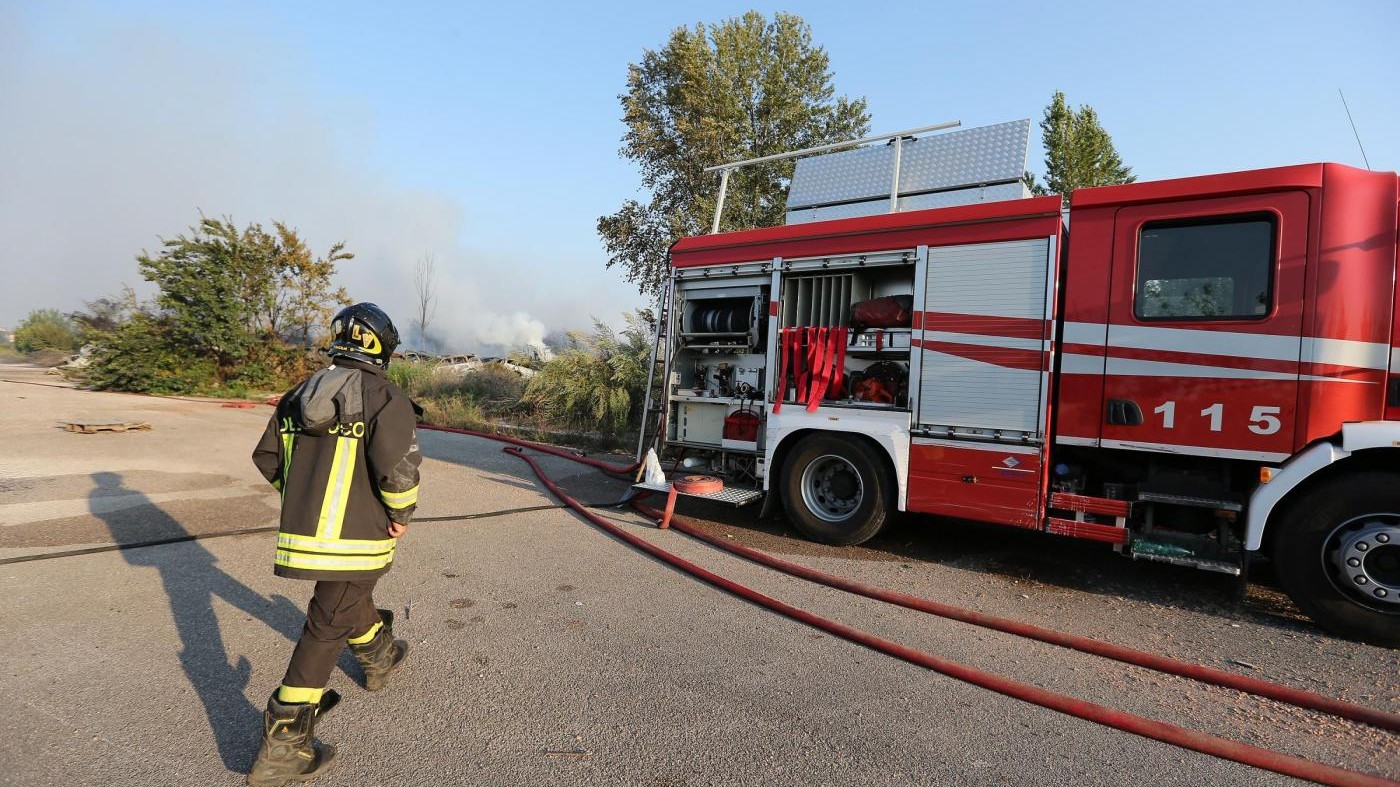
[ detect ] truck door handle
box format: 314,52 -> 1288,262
1106,398 -> 1143,426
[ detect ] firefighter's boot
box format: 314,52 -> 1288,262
349,608 -> 408,692
247,696 -> 337,787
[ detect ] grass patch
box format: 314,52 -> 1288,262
388,358 -> 637,453
420,394 -> 488,430
391,361 -> 529,421
386,360 -> 436,396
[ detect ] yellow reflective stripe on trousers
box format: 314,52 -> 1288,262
315,436 -> 358,540
278,532 -> 396,554
277,685 -> 325,704
378,485 -> 419,509
275,550 -> 394,571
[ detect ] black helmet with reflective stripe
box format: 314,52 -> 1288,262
328,303 -> 400,367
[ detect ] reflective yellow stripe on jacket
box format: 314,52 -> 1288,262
279,429 -> 296,495
378,485 -> 419,510
315,436 -> 358,540
275,532 -> 396,572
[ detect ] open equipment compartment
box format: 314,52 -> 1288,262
666,275 -> 769,460
776,252 -> 917,410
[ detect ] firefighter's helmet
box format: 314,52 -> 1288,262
328,303 -> 400,367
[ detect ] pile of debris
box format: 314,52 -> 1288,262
394,351 -> 538,379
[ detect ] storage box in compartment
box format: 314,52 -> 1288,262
676,400 -> 727,445
848,329 -> 911,352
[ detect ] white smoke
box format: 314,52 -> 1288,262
0,7 -> 637,352
431,306 -> 551,359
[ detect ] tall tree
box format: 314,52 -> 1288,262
412,253 -> 438,350
1026,91 -> 1135,204
270,222 -> 352,346
136,216 -> 351,362
599,11 -> 869,297
136,217 -> 261,365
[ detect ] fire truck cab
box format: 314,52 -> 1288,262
644,122 -> 1400,646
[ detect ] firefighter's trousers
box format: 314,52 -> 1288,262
283,578 -> 381,689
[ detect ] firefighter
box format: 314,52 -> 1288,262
247,302 -> 421,786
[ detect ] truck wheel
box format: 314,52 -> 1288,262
1270,472 -> 1400,647
781,433 -> 893,546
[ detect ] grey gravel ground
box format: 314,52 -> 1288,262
1,366 -> 1395,787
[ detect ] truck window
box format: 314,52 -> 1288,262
1134,214 -> 1276,320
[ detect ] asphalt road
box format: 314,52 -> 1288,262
0,364 -> 1395,786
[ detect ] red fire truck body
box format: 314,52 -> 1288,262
656,161 -> 1399,645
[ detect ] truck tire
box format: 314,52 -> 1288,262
1270,472 -> 1400,647
781,433 -> 894,546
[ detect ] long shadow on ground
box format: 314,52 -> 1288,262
87,471 -> 306,773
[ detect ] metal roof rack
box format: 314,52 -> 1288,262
703,120 -> 961,234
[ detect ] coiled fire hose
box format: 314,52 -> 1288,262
415,425 -> 1398,786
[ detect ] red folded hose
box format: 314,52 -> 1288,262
631,501 -> 1400,735
504,445 -> 1397,787
673,475 -> 724,495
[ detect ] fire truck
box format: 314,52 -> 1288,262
635,119 -> 1400,646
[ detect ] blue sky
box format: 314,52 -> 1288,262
3,0 -> 1396,348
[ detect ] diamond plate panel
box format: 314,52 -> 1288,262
895,119 -> 1031,194
786,181 -> 1031,224
899,181 -> 1031,210
787,145 -> 897,207
632,481 -> 764,507
786,119 -> 1031,211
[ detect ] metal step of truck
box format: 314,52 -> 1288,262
1049,492 -> 1132,518
1136,490 -> 1244,512
1128,537 -> 1242,575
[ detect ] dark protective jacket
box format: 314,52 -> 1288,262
253,357 -> 421,581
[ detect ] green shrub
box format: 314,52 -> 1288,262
14,309 -> 78,354
78,214 -> 352,397
225,342 -> 320,394
524,312 -> 652,434
81,315 -> 217,394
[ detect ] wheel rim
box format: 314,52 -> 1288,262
800,454 -> 863,523
1326,514 -> 1400,610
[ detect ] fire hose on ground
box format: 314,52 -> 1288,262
627,499 -> 1400,734
417,425 -> 1398,733
414,424 -> 1399,786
